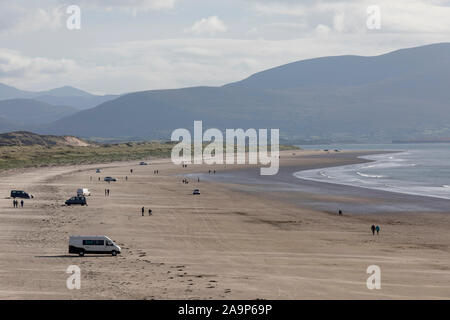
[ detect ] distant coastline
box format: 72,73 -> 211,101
392,139 -> 450,144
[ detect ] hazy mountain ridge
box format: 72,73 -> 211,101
0,99 -> 77,128
5,43 -> 450,142
0,83 -> 120,110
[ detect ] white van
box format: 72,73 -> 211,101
69,236 -> 121,256
77,188 -> 91,197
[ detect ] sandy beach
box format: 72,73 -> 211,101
0,150 -> 449,299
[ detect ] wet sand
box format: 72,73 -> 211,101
197,151 -> 450,214
0,150 -> 449,299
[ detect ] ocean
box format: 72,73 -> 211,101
296,143 -> 450,200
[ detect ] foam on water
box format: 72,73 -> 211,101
295,143 -> 450,200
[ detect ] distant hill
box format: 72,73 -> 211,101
0,84 -> 120,110
23,43 -> 450,142
40,86 -> 93,97
225,43 -> 450,91
0,131 -> 90,147
34,94 -> 119,110
0,83 -> 33,99
0,99 -> 77,128
0,116 -> 18,132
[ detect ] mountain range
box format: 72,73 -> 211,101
0,83 -> 119,110
2,43 -> 450,142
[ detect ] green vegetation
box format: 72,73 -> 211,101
0,142 -> 175,170
0,131 -> 300,171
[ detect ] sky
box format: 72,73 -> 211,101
0,0 -> 450,94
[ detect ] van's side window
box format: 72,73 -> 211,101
83,240 -> 95,245
95,240 -> 104,246
106,241 -> 112,246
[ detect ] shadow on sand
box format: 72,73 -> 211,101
35,255 -> 111,258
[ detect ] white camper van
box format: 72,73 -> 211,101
77,188 -> 91,197
69,236 -> 121,256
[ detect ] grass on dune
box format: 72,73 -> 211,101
0,142 -> 175,170
0,141 -> 300,171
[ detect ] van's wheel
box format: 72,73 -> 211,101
111,251 -> 117,256
79,250 -> 85,257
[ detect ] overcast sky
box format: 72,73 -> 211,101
1,0 -> 450,94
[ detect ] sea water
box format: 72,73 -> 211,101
295,143 -> 450,200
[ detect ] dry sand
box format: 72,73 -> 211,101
0,150 -> 449,299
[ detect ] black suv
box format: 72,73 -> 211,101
65,196 -> 87,206
11,190 -> 33,199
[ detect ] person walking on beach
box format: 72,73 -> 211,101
376,225 -> 380,235
13,199 -> 16,208
141,207 -> 145,216
20,200 -> 24,208
125,176 -> 128,181
148,209 -> 152,216
371,225 -> 376,236
338,210 -> 343,216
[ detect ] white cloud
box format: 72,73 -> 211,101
251,0 -> 450,34
0,49 -> 76,86
315,24 -> 331,36
1,0 -> 450,93
0,3 -> 63,34
184,16 -> 228,35
73,0 -> 176,15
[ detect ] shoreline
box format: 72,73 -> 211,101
192,150 -> 450,214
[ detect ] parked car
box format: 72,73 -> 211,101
193,189 -> 200,195
96,169 -> 101,173
104,177 -> 117,182
65,196 -> 87,206
10,190 -> 33,199
139,162 -> 148,165
69,236 -> 121,257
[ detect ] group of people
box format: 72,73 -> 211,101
104,189 -> 111,196
371,224 -> 381,235
208,170 -> 216,174
153,170 -> 159,174
141,207 -> 152,216
12,199 -> 24,208
182,178 -> 189,184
